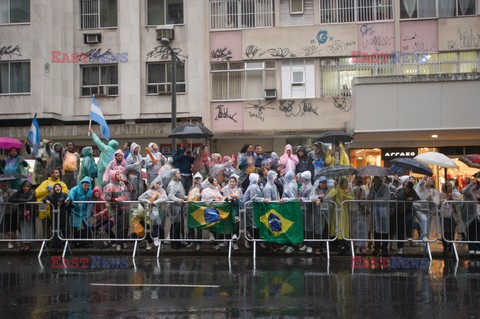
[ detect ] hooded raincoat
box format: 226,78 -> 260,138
103,149 -> 127,184
126,142 -> 144,200
242,173 -> 264,228
262,170 -> 279,201
139,176 -> 169,226
35,177 -> 68,220
296,146 -> 311,175
367,182 -> 391,234
80,146 -> 97,182
26,139 -> 50,185
308,178 -> 331,236
325,142 -> 350,167
9,181 -> 36,240
281,171 -> 298,201
90,131 -> 119,188
279,145 -> 299,174
145,143 -> 166,186
200,179 -> 223,202
1,152 -> 28,190
328,178 -> 353,239
67,177 -> 93,228
167,169 -> 186,223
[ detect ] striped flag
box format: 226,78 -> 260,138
90,95 -> 110,140
27,113 -> 40,156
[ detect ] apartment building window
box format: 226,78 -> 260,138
210,0 -> 274,30
0,0 -> 29,23
81,65 -> 118,96
320,57 -> 395,97
211,61 -> 276,100
0,61 -> 30,94
281,59 -> 315,99
147,62 -> 186,94
320,0 -> 393,23
147,0 -> 184,25
400,51 -> 479,75
80,0 -> 117,29
401,0 -> 476,19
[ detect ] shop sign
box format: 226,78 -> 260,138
382,148 -> 418,160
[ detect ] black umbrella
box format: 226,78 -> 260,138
168,124 -> 214,139
0,173 -> 28,181
317,130 -> 353,144
356,165 -> 393,177
390,158 -> 433,176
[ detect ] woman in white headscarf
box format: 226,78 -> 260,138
298,171 -> 313,254
145,142 -> 166,186
242,173 -> 267,248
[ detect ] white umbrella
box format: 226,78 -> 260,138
414,152 -> 457,168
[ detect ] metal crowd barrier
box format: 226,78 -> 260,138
342,199 -> 439,260
440,200 -> 480,261
0,202 -> 55,258
52,200 -> 242,259
243,200 -> 339,260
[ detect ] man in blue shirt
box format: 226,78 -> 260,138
173,139 -> 194,191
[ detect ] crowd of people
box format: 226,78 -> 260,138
0,133 -> 479,257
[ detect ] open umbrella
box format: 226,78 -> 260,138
316,165 -> 356,179
0,137 -> 22,150
414,152 -> 457,168
356,165 -> 392,177
459,154 -> 480,169
317,131 -> 353,144
0,173 -> 28,182
168,124 -> 214,139
390,158 -> 433,176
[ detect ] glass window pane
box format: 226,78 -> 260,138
176,62 -> 185,82
82,67 -> 99,85
229,71 -> 244,99
166,0 -> 183,24
10,0 -> 29,23
0,62 -> 9,93
418,0 -> 436,18
265,69 -> 276,89
245,70 -> 263,99
100,0 -> 117,27
265,61 -> 276,69
438,0 -> 455,17
0,0 -> 9,23
148,0 -> 165,25
101,65 -> 118,84
229,62 -> 244,70
148,63 -> 163,83
290,0 -> 303,13
10,62 -> 30,93
211,63 -> 228,71
321,69 -> 338,97
212,72 -> 228,100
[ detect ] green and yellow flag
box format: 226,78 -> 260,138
187,202 -> 235,234
253,201 -> 304,245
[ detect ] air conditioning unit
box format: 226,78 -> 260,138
84,33 -> 102,44
264,89 -> 277,99
291,71 -> 305,85
156,25 -> 174,41
156,84 -> 171,94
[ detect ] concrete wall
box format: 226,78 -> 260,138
352,74 -> 480,133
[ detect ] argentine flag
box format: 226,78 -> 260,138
90,96 -> 110,140
27,113 -> 40,157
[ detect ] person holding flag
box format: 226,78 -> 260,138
88,96 -> 119,187
26,113 -> 51,185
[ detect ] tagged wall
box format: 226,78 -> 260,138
210,31 -> 242,61
242,24 -> 357,59
438,17 -> 480,51
400,20 -> 438,53
242,97 -> 352,132
357,23 -> 395,54
210,102 -> 244,132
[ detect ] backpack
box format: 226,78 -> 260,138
63,152 -> 78,172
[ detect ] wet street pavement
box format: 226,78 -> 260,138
1,255 -> 480,318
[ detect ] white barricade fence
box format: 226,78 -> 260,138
342,199 -> 439,260
243,200 -> 339,260
440,200 -> 480,260
0,202 -> 54,257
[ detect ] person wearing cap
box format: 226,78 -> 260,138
308,176 -> 331,254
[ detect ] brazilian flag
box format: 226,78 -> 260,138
188,202 -> 235,234
253,201 -> 304,245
